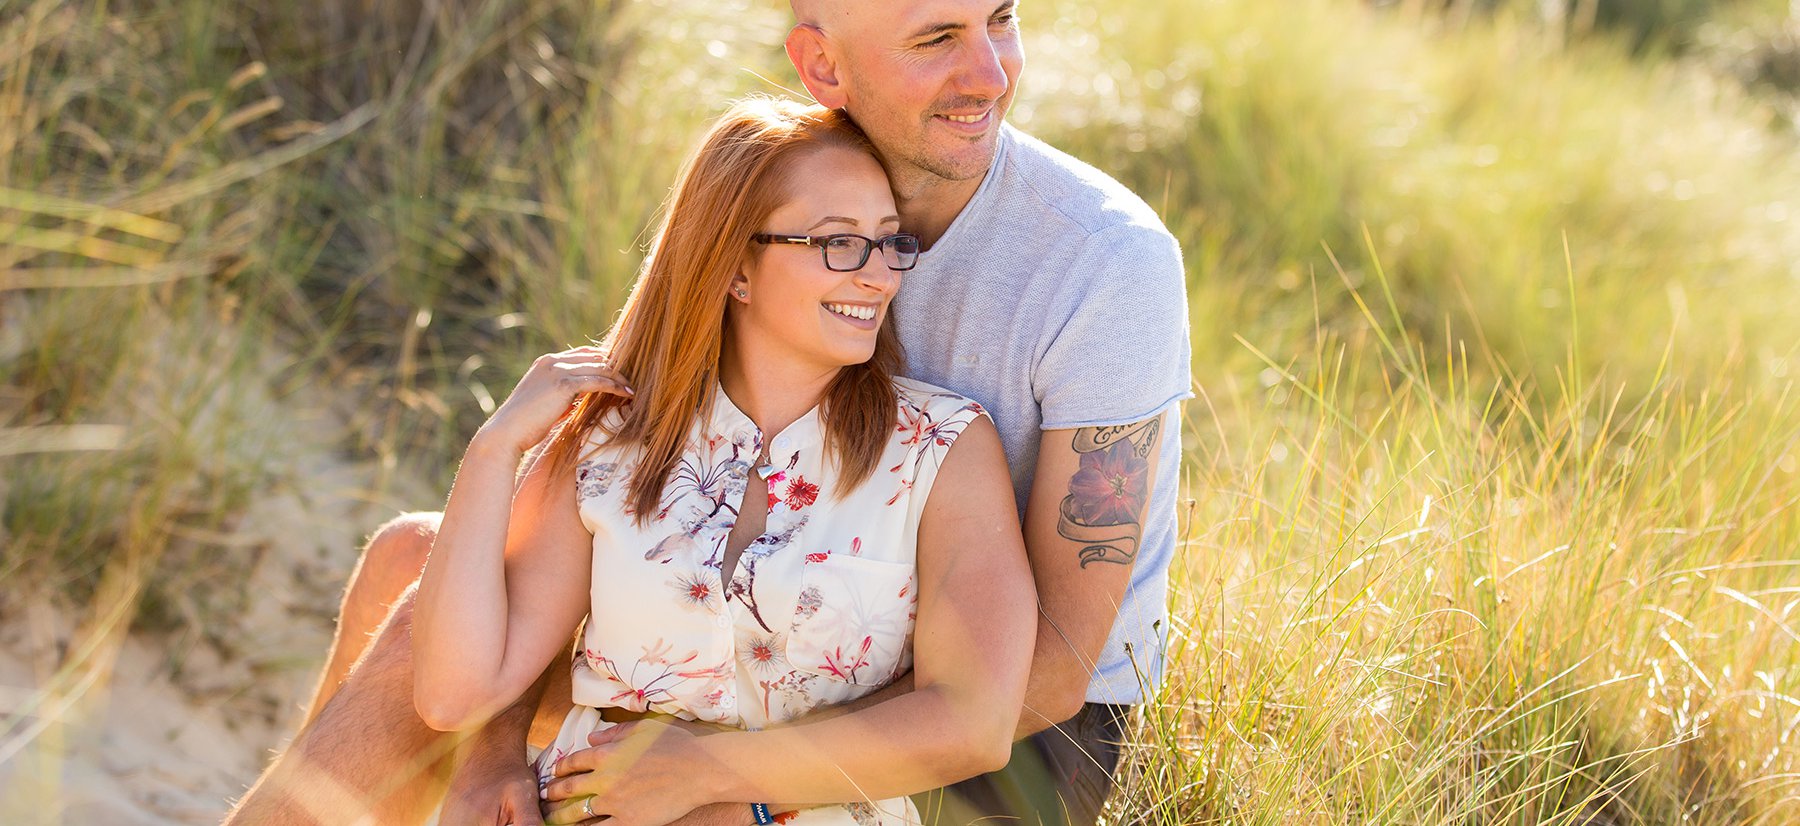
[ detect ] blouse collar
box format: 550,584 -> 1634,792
706,382 -> 825,458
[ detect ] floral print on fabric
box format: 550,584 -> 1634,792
544,378 -> 986,825
887,392 -> 984,505
580,638 -> 733,715
576,459 -> 622,500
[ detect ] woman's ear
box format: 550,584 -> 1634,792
785,25 -> 848,109
729,273 -> 751,304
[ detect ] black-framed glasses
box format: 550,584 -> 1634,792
752,232 -> 921,272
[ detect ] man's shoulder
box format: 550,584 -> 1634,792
996,125 -> 1174,245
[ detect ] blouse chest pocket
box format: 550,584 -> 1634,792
785,553 -> 916,687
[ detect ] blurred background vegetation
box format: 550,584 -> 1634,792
3,0 -> 1799,822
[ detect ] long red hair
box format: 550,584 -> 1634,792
544,97 -> 903,521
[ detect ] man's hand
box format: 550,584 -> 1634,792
439,738 -> 544,826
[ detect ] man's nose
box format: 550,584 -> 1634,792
956,35 -> 1010,103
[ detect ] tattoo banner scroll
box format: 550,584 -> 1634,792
1058,416 -> 1161,568
1059,498 -> 1140,567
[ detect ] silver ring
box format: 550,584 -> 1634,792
582,796 -> 596,818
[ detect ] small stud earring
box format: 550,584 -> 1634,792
736,289 -> 747,298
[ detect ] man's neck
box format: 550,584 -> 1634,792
892,169 -> 986,251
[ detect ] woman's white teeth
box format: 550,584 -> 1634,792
825,303 -> 876,321
944,113 -> 985,124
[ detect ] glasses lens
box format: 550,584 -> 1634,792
821,235 -> 868,271
881,234 -> 920,270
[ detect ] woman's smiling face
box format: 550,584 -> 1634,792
731,144 -> 906,372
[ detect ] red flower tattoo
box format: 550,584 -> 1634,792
1066,440 -> 1148,525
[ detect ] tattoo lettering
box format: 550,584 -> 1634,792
1058,417 -> 1161,568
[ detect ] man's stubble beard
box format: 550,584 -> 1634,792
844,90 -> 1002,192
878,125 -> 1000,203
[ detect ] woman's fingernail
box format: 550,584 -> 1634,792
540,785 -> 549,800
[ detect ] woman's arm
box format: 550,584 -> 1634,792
412,347 -> 629,731
541,415 -> 1036,822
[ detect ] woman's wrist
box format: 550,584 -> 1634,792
468,425 -> 532,460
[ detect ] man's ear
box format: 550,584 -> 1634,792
785,24 -> 849,109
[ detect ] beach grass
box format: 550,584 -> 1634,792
3,0 -> 1798,821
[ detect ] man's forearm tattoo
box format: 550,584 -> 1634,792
1058,417 -> 1161,568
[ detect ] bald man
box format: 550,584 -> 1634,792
772,3 -> 1189,823
224,2 -> 1188,825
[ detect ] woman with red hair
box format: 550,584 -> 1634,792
410,97 -> 1035,825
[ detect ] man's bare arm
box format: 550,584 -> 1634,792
1014,412 -> 1164,736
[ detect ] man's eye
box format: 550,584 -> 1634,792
992,13 -> 1017,27
919,34 -> 952,48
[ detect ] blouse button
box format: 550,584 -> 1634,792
720,695 -> 736,709
715,614 -> 730,628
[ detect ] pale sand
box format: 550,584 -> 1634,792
0,434 -> 421,824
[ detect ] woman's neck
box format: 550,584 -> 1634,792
718,340 -> 840,441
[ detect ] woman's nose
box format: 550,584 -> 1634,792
854,253 -> 902,294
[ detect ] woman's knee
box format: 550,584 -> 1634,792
361,511 -> 442,590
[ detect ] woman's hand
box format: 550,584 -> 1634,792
540,720 -> 732,825
477,346 -> 633,455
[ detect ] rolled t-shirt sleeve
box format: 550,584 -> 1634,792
1034,222 -> 1193,430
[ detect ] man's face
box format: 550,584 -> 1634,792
833,1 -> 1024,186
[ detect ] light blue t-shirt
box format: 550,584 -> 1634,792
894,125 -> 1192,705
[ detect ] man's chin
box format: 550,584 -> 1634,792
918,136 -> 1000,182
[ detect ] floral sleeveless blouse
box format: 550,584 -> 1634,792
533,376 -> 986,825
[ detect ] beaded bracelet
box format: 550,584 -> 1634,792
750,802 -> 774,825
